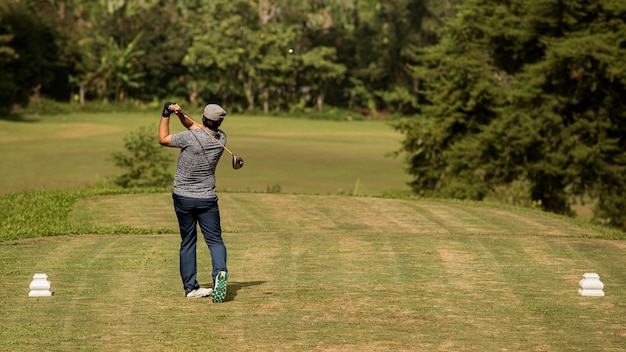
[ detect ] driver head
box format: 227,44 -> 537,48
232,155 -> 244,169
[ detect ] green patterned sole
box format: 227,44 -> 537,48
212,271 -> 228,303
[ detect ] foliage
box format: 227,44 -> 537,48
13,0 -> 455,115
110,125 -> 174,188
103,1 -> 194,102
19,97 -> 151,115
397,0 -> 626,229
300,46 -> 347,111
183,0 -> 268,111
69,21 -> 145,104
0,1 -> 58,108
0,2 -> 18,105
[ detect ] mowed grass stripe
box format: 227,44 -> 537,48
0,235 -> 227,350
70,193 -> 608,239
3,195 -> 625,351
0,236 -> 166,348
489,236 -> 626,349
2,235 -> 625,350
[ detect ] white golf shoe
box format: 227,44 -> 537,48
186,287 -> 213,299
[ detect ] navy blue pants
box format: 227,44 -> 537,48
172,193 -> 227,292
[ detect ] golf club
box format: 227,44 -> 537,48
176,109 -> 244,170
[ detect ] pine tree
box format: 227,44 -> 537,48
397,0 -> 626,229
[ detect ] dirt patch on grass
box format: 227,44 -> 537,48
522,239 -> 578,267
438,247 -> 477,271
487,207 -> 599,237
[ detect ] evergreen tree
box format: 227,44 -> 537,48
397,0 -> 626,229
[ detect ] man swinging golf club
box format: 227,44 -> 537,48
158,102 -> 229,302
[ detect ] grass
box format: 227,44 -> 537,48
1,111 -> 625,350
1,194 -> 626,351
0,111 -> 411,196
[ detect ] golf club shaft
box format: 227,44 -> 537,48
176,109 -> 234,156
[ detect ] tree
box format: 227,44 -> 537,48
5,0 -> 459,114
300,46 -> 347,111
33,0 -> 168,103
395,0 -> 508,198
350,0 -> 458,115
102,33 -> 146,102
183,0 -> 263,111
502,0 -> 626,223
103,1 -> 195,103
255,23 -> 301,113
396,0 -> 626,229
0,1 -> 59,108
0,2 -> 19,110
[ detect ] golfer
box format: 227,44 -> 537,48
158,102 -> 229,302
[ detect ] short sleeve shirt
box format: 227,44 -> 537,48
170,128 -> 226,199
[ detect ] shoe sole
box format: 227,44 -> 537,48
186,288 -> 213,299
212,271 -> 228,303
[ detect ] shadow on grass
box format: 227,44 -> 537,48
1,113 -> 40,122
200,280 -> 266,302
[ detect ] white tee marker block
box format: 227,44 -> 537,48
578,273 -> 604,297
29,273 -> 53,297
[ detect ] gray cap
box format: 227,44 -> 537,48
203,104 -> 227,121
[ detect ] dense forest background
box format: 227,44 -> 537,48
1,0 -> 625,230
1,0 -> 455,114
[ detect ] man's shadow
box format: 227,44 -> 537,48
201,280 -> 266,302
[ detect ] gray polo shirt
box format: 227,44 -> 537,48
170,128 -> 226,199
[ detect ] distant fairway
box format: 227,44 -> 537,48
0,112 -> 411,196
1,193 -> 625,351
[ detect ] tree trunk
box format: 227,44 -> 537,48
317,93 -> 325,112
189,80 -> 198,106
58,0 -> 65,20
29,84 -> 42,104
262,87 -> 269,114
244,79 -> 255,110
79,82 -> 86,105
115,84 -> 122,102
258,0 -> 275,25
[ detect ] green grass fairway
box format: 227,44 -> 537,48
0,112 -> 411,196
1,194 -> 625,351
